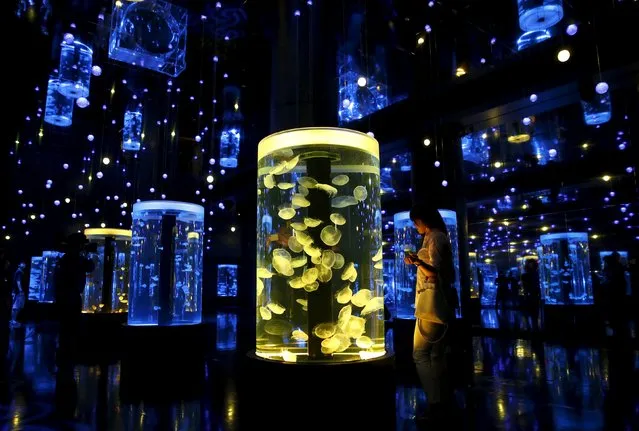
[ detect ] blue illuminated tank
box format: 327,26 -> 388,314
518,0 -> 564,32
216,312 -> 238,351
477,262 -> 498,306
256,128 -> 385,362
41,251 -> 63,303
516,29 -> 552,51
217,264 -> 238,297
581,92 -> 612,126
461,132 -> 490,165
28,256 -> 43,301
382,258 -> 395,318
468,252 -> 479,298
83,228 -> 132,314
129,201 -> 204,326
58,39 -> 93,99
539,232 -> 593,305
122,110 -> 143,151
220,86 -> 243,168
393,210 -> 461,319
44,78 -> 74,127
109,0 -> 188,77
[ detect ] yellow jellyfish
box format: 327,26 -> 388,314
257,277 -> 264,296
291,255 -> 308,268
298,176 -> 318,189
278,207 -> 296,220
290,222 -> 307,231
296,298 -> 308,307
311,254 -> 322,265
320,226 -> 342,246
313,323 -> 337,339
329,213 -> 346,225
356,336 -> 374,349
340,262 -> 356,281
288,236 -> 304,253
303,243 -> 322,258
344,316 -> 366,338
338,304 -> 352,326
360,296 -> 384,316
372,247 -> 383,262
295,231 -> 313,246
304,281 -> 319,292
257,267 -> 273,279
315,183 -> 338,197
267,302 -> 286,315
272,256 -> 293,276
331,174 -> 350,186
316,264 -> 333,283
269,160 -> 287,175
264,319 -> 293,336
332,253 -> 345,269
353,185 -> 368,201
331,196 -> 359,208
335,284 -> 352,304
351,289 -> 372,307
259,306 -> 272,320
277,182 -> 295,190
289,277 -> 306,289
374,262 -> 383,270
321,336 -> 341,354
292,194 -> 311,208
303,217 -> 322,227
334,333 -> 351,352
291,329 -> 309,341
321,250 -> 336,268
298,185 -> 309,196
264,174 -> 276,189
301,267 -> 319,284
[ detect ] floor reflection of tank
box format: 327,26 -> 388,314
28,256 -> 43,301
544,345 -> 605,429
396,385 -> 426,423
216,312 -> 238,351
22,324 -> 57,395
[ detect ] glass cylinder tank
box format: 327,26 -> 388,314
220,86 -> 243,168
217,264 -> 239,297
83,228 -> 132,314
129,201 -> 204,326
58,40 -> 93,99
44,78 -> 73,127
256,128 -> 385,362
539,232 -> 593,305
393,210 -> 460,319
581,92 -> 612,126
28,256 -> 43,301
518,0 -> 564,32
123,110 -> 142,151
41,251 -> 63,303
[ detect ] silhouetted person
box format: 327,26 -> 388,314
521,259 -> 541,331
11,262 -> 26,326
55,233 -> 94,363
495,272 -> 510,309
602,252 -> 627,339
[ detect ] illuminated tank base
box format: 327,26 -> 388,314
241,351 -> 395,430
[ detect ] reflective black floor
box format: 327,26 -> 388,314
1,310 -> 638,430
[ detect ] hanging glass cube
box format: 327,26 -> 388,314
217,264 -> 238,297
518,0 -> 564,32
28,256 -> 43,301
539,232 -> 593,305
461,133 -> 490,165
581,92 -> 612,126
58,40 -> 93,99
109,0 -> 188,77
123,110 -> 143,151
337,54 -> 389,124
129,201 -> 204,326
44,78 -> 74,127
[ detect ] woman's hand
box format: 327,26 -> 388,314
404,254 -> 416,265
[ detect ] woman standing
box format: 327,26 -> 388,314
403,204 -> 457,422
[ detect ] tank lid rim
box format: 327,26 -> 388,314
540,232 -> 588,242
84,228 -> 132,239
258,127 -> 379,161
132,200 -> 205,216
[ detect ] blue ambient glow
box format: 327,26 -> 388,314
41,251 -> 63,303
461,132 -> 490,165
216,312 -> 238,351
123,110 -> 143,151
217,264 -> 238,297
28,256 -> 43,301
516,29 -> 552,51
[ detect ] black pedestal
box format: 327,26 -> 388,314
75,313 -> 127,362
239,352 -> 396,431
119,323 -> 210,402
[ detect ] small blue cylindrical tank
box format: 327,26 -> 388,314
44,78 -> 74,127
129,201 -> 204,326
58,40 -> 93,99
41,251 -> 63,303
122,110 -> 143,151
518,0 -> 564,32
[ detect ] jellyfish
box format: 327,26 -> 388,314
335,284 -> 352,304
264,174 -> 276,189
315,183 -> 338,197
292,194 -> 311,208
296,298 -> 308,307
303,243 -> 322,258
298,185 -> 309,196
303,217 -> 322,227
259,306 -> 272,320
291,222 -> 307,231
332,253 -> 345,269
341,262 -> 356,281
316,264 -> 333,283
344,316 -> 366,338
298,176 -> 318,188
292,329 -> 309,341
330,213 -> 346,225
304,281 -> 319,292
288,236 -> 304,253
321,336 -> 341,354
353,186 -> 368,201
320,226 -> 342,246
331,174 -> 350,186
338,304 -> 352,326
289,277 -> 306,289
331,196 -> 359,208
257,267 -> 273,279
372,247 -> 383,262
295,231 -> 313,246
291,255 -> 308,268
360,296 -> 384,316
277,182 -> 295,190
301,267 -> 319,284
374,262 -> 383,270
278,206 -> 296,220
356,336 -> 374,349
264,319 -> 293,335
311,255 -> 322,265
351,289 -> 372,307
257,277 -> 264,296
267,302 -> 286,315
321,250 -> 336,268
313,322 -> 337,339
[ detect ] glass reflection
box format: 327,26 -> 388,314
216,312 -> 238,351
